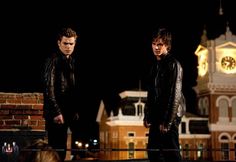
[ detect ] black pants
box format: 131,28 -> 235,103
46,118 -> 85,161
147,123 -> 182,162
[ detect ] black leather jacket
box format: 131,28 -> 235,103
42,51 -> 79,120
144,53 -> 186,128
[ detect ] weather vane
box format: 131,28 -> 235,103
219,0 -> 223,15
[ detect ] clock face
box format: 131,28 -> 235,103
198,55 -> 208,76
221,56 -> 236,70
201,60 -> 207,72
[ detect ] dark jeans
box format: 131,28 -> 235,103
147,123 -> 182,162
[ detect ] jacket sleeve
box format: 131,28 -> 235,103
165,61 -> 183,128
42,57 -> 61,119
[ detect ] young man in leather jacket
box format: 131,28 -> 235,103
42,27 -> 81,161
143,27 -> 186,162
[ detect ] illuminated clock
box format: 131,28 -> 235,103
198,55 -> 208,76
221,56 -> 236,71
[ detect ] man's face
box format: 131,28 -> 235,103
152,38 -> 168,59
58,36 -> 76,57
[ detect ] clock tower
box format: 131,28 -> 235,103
194,26 -> 236,161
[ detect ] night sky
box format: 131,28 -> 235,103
1,0 -> 235,118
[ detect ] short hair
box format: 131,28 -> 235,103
57,27 -> 78,41
18,139 -> 61,162
152,27 -> 172,52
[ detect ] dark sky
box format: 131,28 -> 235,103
0,0 -> 235,116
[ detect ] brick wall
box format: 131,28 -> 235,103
0,92 -> 45,131
0,92 -> 47,161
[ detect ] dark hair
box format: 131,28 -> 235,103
152,27 -> 172,52
18,139 -> 61,162
57,27 -> 78,41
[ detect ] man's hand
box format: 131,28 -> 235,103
159,124 -> 168,133
73,113 -> 79,120
143,120 -> 151,128
53,114 -> 64,124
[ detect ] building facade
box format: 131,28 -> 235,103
195,26 -> 236,161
